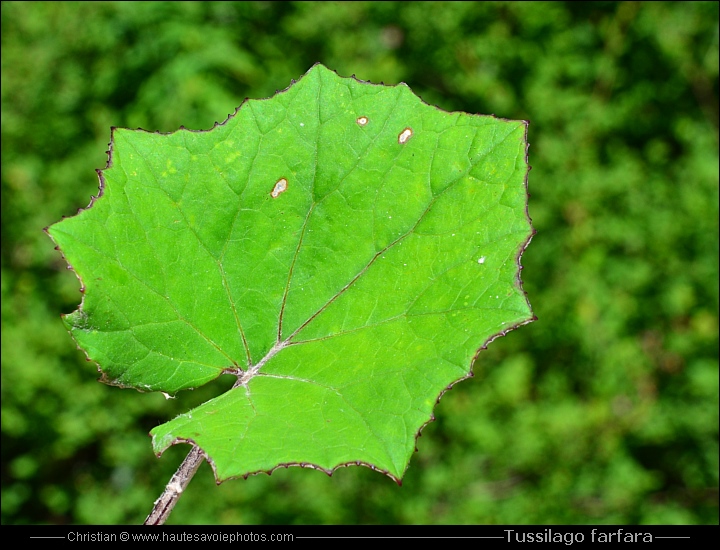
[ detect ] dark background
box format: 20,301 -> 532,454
2,1 -> 718,524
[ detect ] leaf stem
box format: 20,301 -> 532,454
144,445 -> 205,525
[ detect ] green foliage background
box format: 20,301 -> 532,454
2,1 -> 718,525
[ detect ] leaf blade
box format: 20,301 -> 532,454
48,64 -> 534,481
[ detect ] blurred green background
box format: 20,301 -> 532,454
2,1 -> 718,525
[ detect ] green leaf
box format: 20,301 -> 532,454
47,64 -> 534,483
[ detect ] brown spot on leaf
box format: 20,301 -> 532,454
398,127 -> 413,144
271,178 -> 288,198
